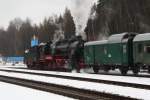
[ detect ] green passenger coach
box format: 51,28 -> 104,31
107,33 -> 136,75
133,33 -> 150,73
84,40 -> 108,73
84,32 -> 137,75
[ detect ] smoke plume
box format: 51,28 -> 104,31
69,0 -> 97,39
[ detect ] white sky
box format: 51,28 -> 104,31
0,0 -> 71,29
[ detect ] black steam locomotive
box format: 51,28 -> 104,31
24,36 -> 85,71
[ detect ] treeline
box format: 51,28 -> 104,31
0,8 -> 75,56
85,0 -> 150,40
1,0 -> 150,56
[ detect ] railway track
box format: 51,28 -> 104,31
9,66 -> 150,78
0,68 -> 150,90
96,71 -> 150,78
0,72 -> 137,100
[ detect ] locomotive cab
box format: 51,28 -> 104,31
68,36 -> 85,71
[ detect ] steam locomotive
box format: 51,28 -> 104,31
24,36 -> 85,72
25,32 -> 150,75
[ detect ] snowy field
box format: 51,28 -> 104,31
0,62 -> 26,67
0,81 -> 75,100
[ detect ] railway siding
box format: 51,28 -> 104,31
0,68 -> 150,90
0,75 -> 137,100
0,69 -> 149,99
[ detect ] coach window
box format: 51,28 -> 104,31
104,47 -> 107,54
145,45 -> 150,53
123,45 -> 126,53
138,44 -> 142,53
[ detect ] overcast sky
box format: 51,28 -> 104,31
0,0 -> 71,28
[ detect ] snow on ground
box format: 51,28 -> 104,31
1,66 -> 150,86
2,62 -> 26,67
0,70 -> 149,100
0,81 -> 75,100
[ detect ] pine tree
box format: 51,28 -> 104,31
85,0 -> 150,40
39,17 -> 57,42
63,8 -> 76,39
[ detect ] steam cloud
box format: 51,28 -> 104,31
69,0 -> 97,39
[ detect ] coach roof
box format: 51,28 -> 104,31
84,40 -> 108,46
134,33 -> 150,42
108,32 -> 137,43
108,33 -> 128,43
